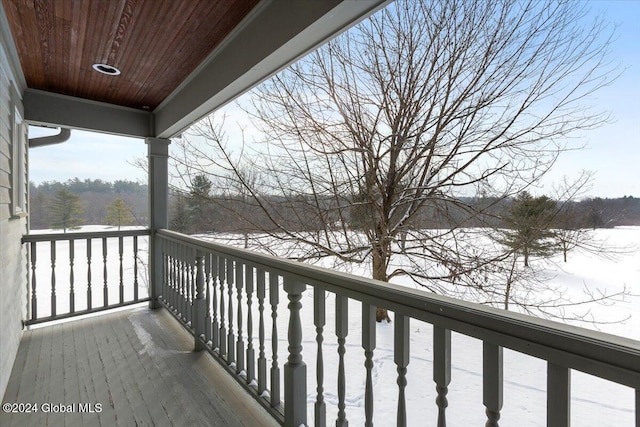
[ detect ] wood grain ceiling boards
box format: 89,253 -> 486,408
2,0 -> 261,110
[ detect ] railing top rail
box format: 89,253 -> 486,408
22,228 -> 151,243
157,228 -> 640,389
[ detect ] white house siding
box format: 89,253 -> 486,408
0,50 -> 27,401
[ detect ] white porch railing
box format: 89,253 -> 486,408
155,229 -> 640,427
22,229 -> 150,325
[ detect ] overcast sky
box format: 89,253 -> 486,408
29,1 -> 639,198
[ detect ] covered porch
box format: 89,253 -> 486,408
0,1 -> 638,426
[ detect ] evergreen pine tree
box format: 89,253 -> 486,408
169,193 -> 190,233
188,174 -> 213,232
105,198 -> 135,230
49,188 -> 84,232
29,190 -> 50,229
498,192 -> 557,266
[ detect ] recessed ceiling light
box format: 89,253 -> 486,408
92,63 -> 121,75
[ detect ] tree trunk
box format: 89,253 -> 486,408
399,230 -> 407,251
372,245 -> 391,322
504,254 -> 517,310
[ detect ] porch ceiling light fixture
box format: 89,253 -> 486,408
92,63 -> 121,75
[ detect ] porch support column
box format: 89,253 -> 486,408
146,137 -> 170,309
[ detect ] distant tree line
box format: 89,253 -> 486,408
30,178 -> 147,230
168,174 -> 637,321
170,174 -> 640,237
30,176 -> 640,240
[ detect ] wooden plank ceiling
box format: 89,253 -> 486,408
2,0 -> 260,110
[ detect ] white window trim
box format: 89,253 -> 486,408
11,106 -> 27,218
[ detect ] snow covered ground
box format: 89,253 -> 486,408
29,225 -> 639,426
28,225 -> 149,317
288,226 -> 639,427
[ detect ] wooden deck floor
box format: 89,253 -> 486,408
1,307 -> 280,427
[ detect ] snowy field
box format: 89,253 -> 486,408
28,225 -> 150,318
29,225 -> 639,426
271,227 -> 639,426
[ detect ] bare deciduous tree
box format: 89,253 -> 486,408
549,172 -> 633,263
175,0 -> 620,321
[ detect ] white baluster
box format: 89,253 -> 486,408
102,237 -> 107,307
118,236 -> 124,304
257,268 -> 267,394
194,251 -> 206,350
547,362 -> 570,427
270,273 -> 280,407
336,294 -> 348,427
219,257 -> 227,357
51,241 -> 57,316
362,303 -> 376,427
133,236 -> 139,301
246,264 -> 255,384
395,313 -> 409,427
30,241 -> 37,320
315,287 -> 326,427
69,239 -> 75,313
86,238 -> 92,310
212,253 -> 220,350
236,260 -> 245,375
284,276 -> 307,427
434,326 -> 451,427
227,258 -> 236,364
483,342 -> 503,427
205,253 -> 212,344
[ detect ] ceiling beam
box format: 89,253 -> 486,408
153,0 -> 389,139
23,89 -> 152,138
